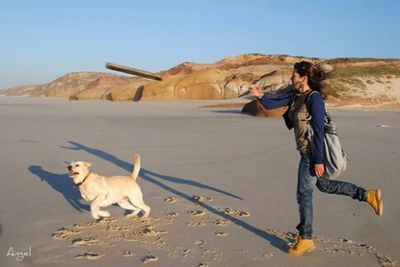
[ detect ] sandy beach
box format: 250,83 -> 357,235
0,96 -> 399,267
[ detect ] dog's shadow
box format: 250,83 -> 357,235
59,141 -> 288,252
61,141 -> 243,200
29,165 -> 90,212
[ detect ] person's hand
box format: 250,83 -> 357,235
314,164 -> 325,177
249,84 -> 263,98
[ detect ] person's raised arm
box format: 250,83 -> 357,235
250,84 -> 295,109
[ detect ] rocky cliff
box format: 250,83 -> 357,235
1,54 -> 400,107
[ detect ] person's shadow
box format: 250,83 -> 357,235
29,165 -> 90,212
59,141 -> 288,252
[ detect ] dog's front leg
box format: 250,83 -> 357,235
90,194 -> 110,219
81,192 -> 90,202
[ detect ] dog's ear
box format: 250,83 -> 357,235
83,162 -> 92,168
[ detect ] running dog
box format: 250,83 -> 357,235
67,154 -> 150,219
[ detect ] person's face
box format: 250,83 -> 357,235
291,70 -> 303,90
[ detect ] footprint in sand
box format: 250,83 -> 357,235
166,211 -> 179,222
166,211 -> 179,217
75,251 -> 104,260
98,217 -> 118,224
191,195 -> 214,203
375,253 -> 397,266
214,231 -> 229,237
71,237 -> 100,247
142,226 -> 167,237
185,210 -> 214,227
72,222 -> 98,229
254,251 -> 274,260
186,221 -> 207,227
187,210 -> 206,217
105,225 -> 130,232
141,254 -> 158,263
52,228 -> 81,240
214,219 -> 232,227
219,208 -> 251,217
122,250 -> 135,257
170,247 -> 192,258
193,240 -> 223,261
113,234 -> 138,242
164,197 -> 179,203
132,216 -> 161,223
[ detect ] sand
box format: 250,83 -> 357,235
0,96 -> 399,267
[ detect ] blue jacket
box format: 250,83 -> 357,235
259,90 -> 325,164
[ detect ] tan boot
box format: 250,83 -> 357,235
366,189 -> 383,216
288,236 -> 316,256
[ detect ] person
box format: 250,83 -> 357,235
249,61 -> 383,256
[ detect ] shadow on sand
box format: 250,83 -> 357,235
210,109 -> 244,115
58,141 -> 288,252
61,141 -> 243,200
29,165 -> 90,212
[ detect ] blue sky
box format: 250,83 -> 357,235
1,0 -> 399,89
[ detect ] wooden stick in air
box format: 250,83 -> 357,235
106,62 -> 162,81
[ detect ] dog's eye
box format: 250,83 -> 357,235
75,164 -> 79,167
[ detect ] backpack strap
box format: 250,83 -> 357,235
282,92 -> 297,130
304,90 -> 330,123
304,90 -> 319,108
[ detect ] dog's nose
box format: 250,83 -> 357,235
67,165 -> 72,170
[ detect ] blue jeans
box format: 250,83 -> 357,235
296,153 -> 367,239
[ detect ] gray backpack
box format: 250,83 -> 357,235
306,91 -> 347,179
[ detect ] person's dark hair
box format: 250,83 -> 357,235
294,61 -> 327,99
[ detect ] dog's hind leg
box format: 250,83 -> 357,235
118,199 -> 141,218
126,195 -> 151,218
140,203 -> 151,218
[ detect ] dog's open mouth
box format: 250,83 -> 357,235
68,170 -> 79,176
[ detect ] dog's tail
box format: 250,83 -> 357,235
132,154 -> 141,181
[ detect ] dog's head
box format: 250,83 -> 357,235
67,161 -> 92,182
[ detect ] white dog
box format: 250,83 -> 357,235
67,154 -> 150,219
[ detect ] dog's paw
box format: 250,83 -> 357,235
99,211 -> 111,218
126,209 -> 141,218
125,213 -> 136,218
